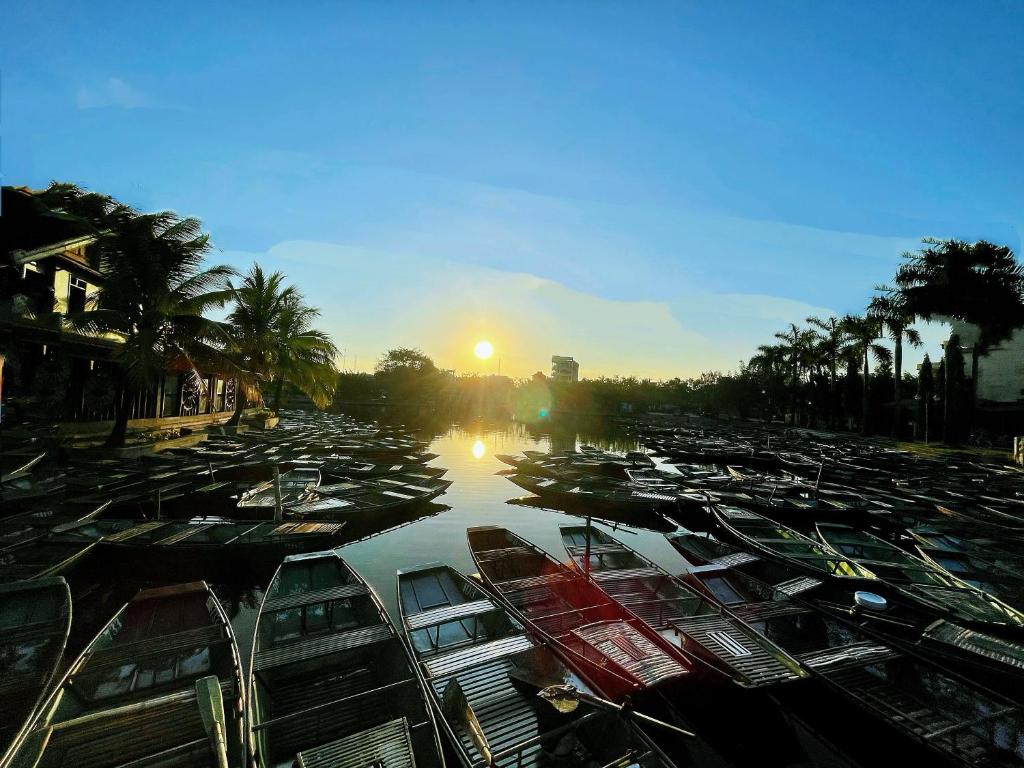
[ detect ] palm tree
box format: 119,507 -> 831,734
868,291 -> 922,438
36,184 -> 233,446
267,297 -> 338,414
894,238 -> 1024,409
772,323 -> 815,425
806,315 -> 848,430
841,314 -> 892,435
224,264 -> 337,423
749,343 -> 788,420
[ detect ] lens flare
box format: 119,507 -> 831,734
472,440 -> 486,459
474,340 -> 494,360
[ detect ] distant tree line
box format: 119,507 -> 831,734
339,238 -> 1024,446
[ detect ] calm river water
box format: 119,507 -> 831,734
220,416 -> 689,663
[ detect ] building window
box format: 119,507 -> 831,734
68,277 -> 88,313
214,378 -> 226,412
162,375 -> 181,418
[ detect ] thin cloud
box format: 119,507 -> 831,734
75,78 -> 179,110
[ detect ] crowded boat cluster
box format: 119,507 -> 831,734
494,423 -> 1024,766
3,412 -> 1024,767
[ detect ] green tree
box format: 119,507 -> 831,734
267,298 -> 338,414
894,238 -> 1024,410
224,264 -> 337,422
374,348 -> 440,403
868,291 -> 922,438
841,314 -> 892,435
37,184 -> 233,446
806,315 -> 848,430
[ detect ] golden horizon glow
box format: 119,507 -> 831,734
472,439 -> 486,459
474,340 -> 494,360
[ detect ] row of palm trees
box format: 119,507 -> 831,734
34,183 -> 338,446
748,238 -> 1024,440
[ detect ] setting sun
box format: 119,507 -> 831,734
474,340 -> 494,360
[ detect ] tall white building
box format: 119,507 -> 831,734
949,321 -> 1024,403
551,355 -> 579,383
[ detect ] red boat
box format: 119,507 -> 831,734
467,525 -> 692,702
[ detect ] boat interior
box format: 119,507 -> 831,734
251,554 -> 435,768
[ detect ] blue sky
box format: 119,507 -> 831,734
3,2 -> 1021,377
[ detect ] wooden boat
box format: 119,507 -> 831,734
248,550 -> 444,768
52,518 -> 347,576
505,496 -> 676,533
0,539 -> 97,584
667,529 -> 1024,700
713,505 -> 871,580
816,522 -> 1024,636
558,525 -> 807,689
0,578 -> 71,765
237,467 -> 322,510
910,526 -> 1024,607
0,452 -> 46,484
287,475 -> 453,521
506,473 -> 680,515
322,461 -> 447,480
0,502 -> 110,550
467,526 -> 692,702
664,532 -> 1024,767
7,581 -> 246,768
398,562 -> 679,768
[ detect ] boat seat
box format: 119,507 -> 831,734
590,566 -> 663,582
731,601 -> 806,623
773,576 -> 824,595
669,614 -> 805,687
263,583 -> 368,613
712,551 -> 761,568
44,690 -> 212,768
295,717 -> 414,768
565,543 -> 627,556
498,571 -> 572,595
798,641 -> 901,672
254,624 -> 392,672
570,621 -> 688,687
424,634 -> 534,678
82,625 -> 228,672
405,599 -> 497,631
475,546 -> 535,563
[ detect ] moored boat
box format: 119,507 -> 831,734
664,531 -> 1024,767
398,562 -> 678,768
467,526 -> 691,702
816,522 -> 1024,637
559,525 -> 807,689
6,581 -> 246,768
248,550 -> 444,768
0,578 -> 72,765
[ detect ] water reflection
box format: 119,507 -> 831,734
471,439 -> 485,459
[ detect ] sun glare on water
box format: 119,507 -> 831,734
474,340 -> 494,360
472,440 -> 486,459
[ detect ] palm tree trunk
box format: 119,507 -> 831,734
104,371 -> 129,448
271,376 -> 285,415
226,380 -> 246,426
829,360 -> 837,431
892,339 -> 903,439
969,343 -> 980,433
862,347 -> 870,435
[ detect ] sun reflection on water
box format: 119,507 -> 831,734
472,439 -> 486,459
